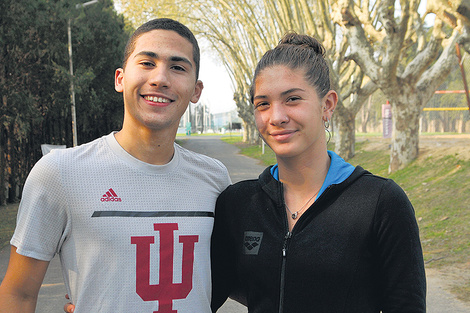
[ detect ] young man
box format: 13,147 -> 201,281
0,18 -> 231,313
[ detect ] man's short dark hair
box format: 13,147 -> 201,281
123,18 -> 200,79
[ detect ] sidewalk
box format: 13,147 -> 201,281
1,136 -> 469,312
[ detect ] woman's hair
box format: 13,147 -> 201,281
250,32 -> 330,102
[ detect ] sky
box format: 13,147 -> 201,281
198,51 -> 237,114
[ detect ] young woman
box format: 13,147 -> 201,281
211,33 -> 426,313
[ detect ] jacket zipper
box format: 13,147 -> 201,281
279,230 -> 292,313
276,182 -> 333,312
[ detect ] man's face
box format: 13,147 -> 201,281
115,29 -> 203,132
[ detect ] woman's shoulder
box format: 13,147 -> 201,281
219,166 -> 273,198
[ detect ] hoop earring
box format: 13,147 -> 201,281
324,118 -> 331,144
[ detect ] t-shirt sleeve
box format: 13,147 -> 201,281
11,153 -> 70,261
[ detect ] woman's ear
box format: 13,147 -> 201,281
322,90 -> 338,121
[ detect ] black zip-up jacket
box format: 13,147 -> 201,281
211,166 -> 426,313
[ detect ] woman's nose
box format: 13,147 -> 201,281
270,104 -> 289,125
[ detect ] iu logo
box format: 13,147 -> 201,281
131,223 -> 199,313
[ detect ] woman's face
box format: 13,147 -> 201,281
252,65 -> 336,160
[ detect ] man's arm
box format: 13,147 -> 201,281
63,294 -> 75,313
0,245 -> 49,313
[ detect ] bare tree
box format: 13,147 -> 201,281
332,0 -> 470,171
196,0 -> 378,154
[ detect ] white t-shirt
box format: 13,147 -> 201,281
11,133 -> 231,313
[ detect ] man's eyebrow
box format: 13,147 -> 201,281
134,51 -> 158,59
133,51 -> 193,68
170,56 -> 193,68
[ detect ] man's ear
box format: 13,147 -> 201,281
115,68 -> 124,93
190,80 -> 204,103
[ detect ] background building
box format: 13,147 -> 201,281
178,103 -> 242,134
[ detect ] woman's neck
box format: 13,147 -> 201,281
277,150 -> 330,192
279,150 -> 331,231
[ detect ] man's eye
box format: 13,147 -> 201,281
140,61 -> 154,67
172,65 -> 186,71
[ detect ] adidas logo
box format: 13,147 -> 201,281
101,188 -> 122,202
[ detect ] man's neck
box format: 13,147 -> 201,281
114,127 -> 177,165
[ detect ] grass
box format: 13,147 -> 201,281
222,134 -> 470,301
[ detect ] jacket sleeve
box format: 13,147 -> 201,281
373,179 -> 426,313
210,189 -> 238,312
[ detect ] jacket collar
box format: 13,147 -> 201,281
258,164 -> 369,207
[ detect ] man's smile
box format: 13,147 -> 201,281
143,95 -> 173,103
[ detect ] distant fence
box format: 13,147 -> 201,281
355,47 -> 470,134
421,89 -> 470,133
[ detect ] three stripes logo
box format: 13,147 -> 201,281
101,188 -> 122,202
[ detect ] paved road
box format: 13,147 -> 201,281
1,136 -> 469,312
179,136 -> 265,184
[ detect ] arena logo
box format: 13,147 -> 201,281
243,231 -> 263,255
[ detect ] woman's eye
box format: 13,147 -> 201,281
254,102 -> 269,110
287,96 -> 301,102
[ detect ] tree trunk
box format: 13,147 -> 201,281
361,95 -> 372,133
333,111 -> 355,160
389,103 -> 420,172
242,120 -> 249,142
244,122 -> 258,144
7,136 -> 18,203
0,126 -> 6,206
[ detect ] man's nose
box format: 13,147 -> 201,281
148,66 -> 171,88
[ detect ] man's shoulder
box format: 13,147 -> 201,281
38,134 -> 110,168
175,143 -> 227,171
